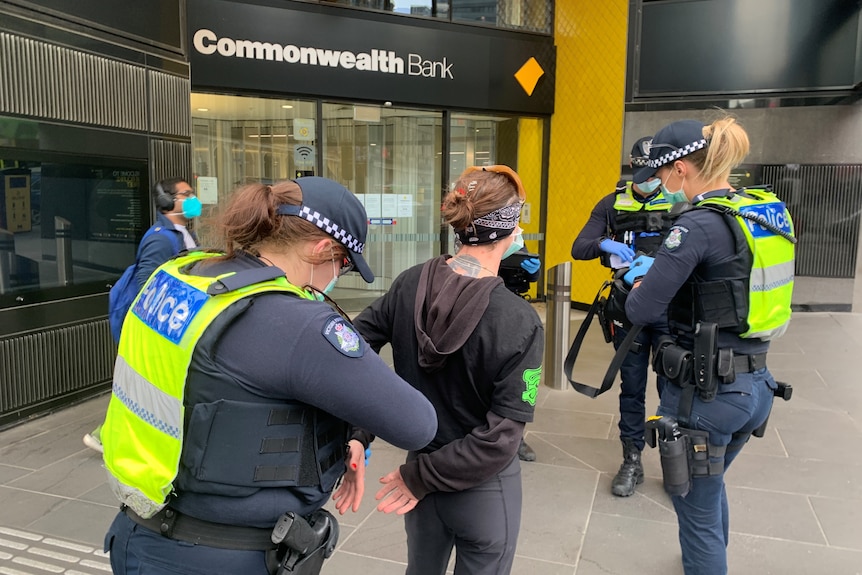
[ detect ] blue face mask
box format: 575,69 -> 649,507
180,196 -> 202,219
638,178 -> 661,195
502,230 -> 524,260
320,250 -> 341,297
322,275 -> 338,296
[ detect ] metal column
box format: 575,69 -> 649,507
544,262 -> 572,390
55,217 -> 73,286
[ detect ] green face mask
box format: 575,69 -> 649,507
660,172 -> 688,205
661,186 -> 688,205
502,230 -> 524,260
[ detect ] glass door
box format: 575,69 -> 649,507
323,103 -> 443,309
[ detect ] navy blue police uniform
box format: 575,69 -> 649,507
571,183 -> 672,461
105,250 -> 438,575
626,190 -> 778,574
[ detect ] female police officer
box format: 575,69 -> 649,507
625,118 -> 795,574
101,177 -> 437,575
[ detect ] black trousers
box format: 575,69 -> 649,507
404,456 -> 522,575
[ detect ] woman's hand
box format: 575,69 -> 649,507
332,439 -> 366,514
375,468 -> 419,515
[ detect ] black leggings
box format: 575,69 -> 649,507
404,456 -> 522,575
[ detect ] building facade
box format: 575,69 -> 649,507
2,0 -> 859,426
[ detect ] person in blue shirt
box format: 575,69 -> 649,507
135,178 -> 201,289
83,178 -> 201,453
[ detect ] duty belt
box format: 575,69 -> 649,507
123,505 -> 276,550
733,353 -> 767,373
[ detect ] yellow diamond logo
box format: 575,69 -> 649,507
514,57 -> 545,96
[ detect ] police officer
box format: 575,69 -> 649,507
625,118 -> 795,574
101,177 -> 438,575
571,137 -> 673,497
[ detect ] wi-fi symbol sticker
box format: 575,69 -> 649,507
296,146 -> 313,158
294,144 -> 316,164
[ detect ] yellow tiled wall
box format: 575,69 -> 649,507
518,117 -> 544,299
548,0 -> 629,304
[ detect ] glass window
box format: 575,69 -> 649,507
0,155 -> 147,307
191,93 -> 318,243
317,0 -> 547,31
447,113 -> 545,300
451,0 -> 551,31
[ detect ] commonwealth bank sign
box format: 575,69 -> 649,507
188,0 -> 555,115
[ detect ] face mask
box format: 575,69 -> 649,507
638,178 -> 661,195
502,229 -> 524,260
660,172 -> 688,205
321,275 -> 338,296
308,249 -> 340,300
180,196 -> 202,219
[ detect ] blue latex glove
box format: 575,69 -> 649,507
364,447 -> 372,467
520,257 -> 541,274
599,239 -> 636,263
623,254 -> 655,286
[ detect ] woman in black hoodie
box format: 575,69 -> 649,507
353,165 -> 545,575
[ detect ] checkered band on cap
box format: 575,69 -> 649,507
631,156 -> 650,168
281,205 -> 364,254
649,139 -> 709,168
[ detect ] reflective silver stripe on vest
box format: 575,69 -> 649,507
113,356 -> 182,439
747,321 -> 789,341
750,260 -> 794,293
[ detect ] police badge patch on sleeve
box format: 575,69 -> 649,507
322,315 -> 364,357
664,225 -> 689,250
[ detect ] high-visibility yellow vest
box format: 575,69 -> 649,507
102,252 -> 310,518
698,188 -> 795,340
613,182 -> 672,213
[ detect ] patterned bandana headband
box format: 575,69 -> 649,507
454,201 -> 523,245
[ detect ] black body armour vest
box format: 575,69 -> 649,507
614,207 -> 675,257
176,295 -> 348,498
667,208 -> 752,336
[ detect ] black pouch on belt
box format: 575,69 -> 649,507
716,348 -> 735,384
653,338 -> 693,385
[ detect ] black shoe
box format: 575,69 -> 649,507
518,438 -> 536,462
611,438 -> 644,497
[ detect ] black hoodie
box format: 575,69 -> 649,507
354,256 -> 544,497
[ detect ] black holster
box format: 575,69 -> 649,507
751,381 -> 793,439
693,322 -> 718,402
266,509 -> 339,575
682,428 -> 725,477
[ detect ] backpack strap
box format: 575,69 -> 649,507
134,225 -> 183,260
153,226 -> 183,254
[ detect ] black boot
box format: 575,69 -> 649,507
518,437 -> 536,462
611,438 -> 644,497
